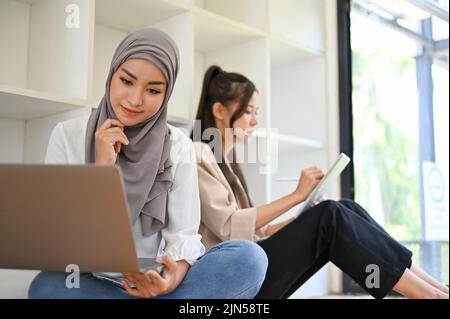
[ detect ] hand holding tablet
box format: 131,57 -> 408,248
277,153 -> 351,217
296,153 -> 350,216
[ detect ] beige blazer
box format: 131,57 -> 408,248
193,142 -> 268,250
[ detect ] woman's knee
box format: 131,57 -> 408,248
338,198 -> 354,207
316,199 -> 340,214
221,240 -> 268,285
337,199 -> 371,220
315,200 -> 356,223
28,271 -> 66,299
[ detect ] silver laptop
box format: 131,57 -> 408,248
0,164 -> 141,274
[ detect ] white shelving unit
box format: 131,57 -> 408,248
0,0 -> 340,298
0,84 -> 85,120
255,129 -> 324,151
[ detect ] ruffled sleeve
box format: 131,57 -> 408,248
161,133 -> 205,265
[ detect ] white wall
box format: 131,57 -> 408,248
203,0 -> 268,30
0,269 -> 39,299
270,0 -> 325,52
0,0 -> 29,89
153,12 -> 195,121
24,108 -> 91,163
27,0 -> 90,99
92,24 -> 126,107
0,119 -> 25,163
271,58 -> 327,141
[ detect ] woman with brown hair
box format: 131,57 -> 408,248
191,65 -> 449,299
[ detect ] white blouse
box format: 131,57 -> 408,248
45,114 -> 205,265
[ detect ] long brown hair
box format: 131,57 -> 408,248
191,65 -> 257,207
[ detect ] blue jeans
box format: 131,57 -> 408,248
28,240 -> 268,299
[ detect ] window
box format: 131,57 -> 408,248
342,0 -> 449,290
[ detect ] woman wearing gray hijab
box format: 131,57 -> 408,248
28,28 -> 268,299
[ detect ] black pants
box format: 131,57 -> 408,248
256,199 -> 412,299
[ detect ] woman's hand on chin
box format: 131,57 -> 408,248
95,119 -> 129,164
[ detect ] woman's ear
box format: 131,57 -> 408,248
212,102 -> 226,121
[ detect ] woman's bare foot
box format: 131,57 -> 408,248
394,268 -> 448,299
410,264 -> 449,295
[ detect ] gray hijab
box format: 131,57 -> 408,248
85,27 -> 179,237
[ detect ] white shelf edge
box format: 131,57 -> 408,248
95,0 -> 190,32
270,34 -> 324,57
192,7 -> 269,38
164,0 -> 192,8
0,84 -> 86,106
0,84 -> 87,120
255,129 -> 323,149
95,0 -> 321,55
13,0 -> 38,5
167,115 -> 191,126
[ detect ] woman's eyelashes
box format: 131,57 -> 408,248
120,77 -> 132,86
120,77 -> 161,95
147,88 -> 161,95
245,108 -> 258,116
